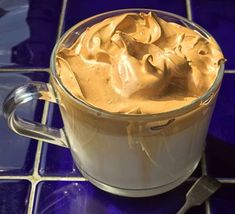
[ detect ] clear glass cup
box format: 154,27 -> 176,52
3,9 -> 224,197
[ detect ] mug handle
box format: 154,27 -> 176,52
3,81 -> 68,148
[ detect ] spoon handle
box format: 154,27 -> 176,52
177,200 -> 192,214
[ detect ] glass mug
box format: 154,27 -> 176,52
3,9 -> 224,197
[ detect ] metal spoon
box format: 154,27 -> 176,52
177,175 -> 221,214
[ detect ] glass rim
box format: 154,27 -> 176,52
50,8 -> 225,121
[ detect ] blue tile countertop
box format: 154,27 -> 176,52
0,0 -> 234,213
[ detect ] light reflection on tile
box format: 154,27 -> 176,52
0,0 -> 63,67
0,0 -> 29,67
34,181 -> 205,214
0,72 -> 48,175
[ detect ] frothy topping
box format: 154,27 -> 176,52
56,12 -> 224,114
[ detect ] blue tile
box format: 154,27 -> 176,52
191,0 -> 235,69
0,0 -> 63,68
39,103 -> 81,176
34,181 -> 205,214
0,72 -> 49,175
64,0 -> 186,32
0,180 -> 31,214
207,74 -> 235,178
210,184 -> 235,214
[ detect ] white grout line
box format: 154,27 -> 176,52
38,177 -> 87,181
27,181 -> 38,214
224,70 -> 235,74
56,0 -> 68,42
0,175 -> 86,181
0,176 -> 30,180
3,175 -> 235,184
33,101 -> 50,175
27,98 -> 49,214
0,68 -> 50,73
186,0 -> 192,21
27,1 -> 68,212
217,179 -> 235,183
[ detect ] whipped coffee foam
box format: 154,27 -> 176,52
56,12 -> 224,114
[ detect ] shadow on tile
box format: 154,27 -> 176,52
210,183 -> 235,214
206,134 -> 235,178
